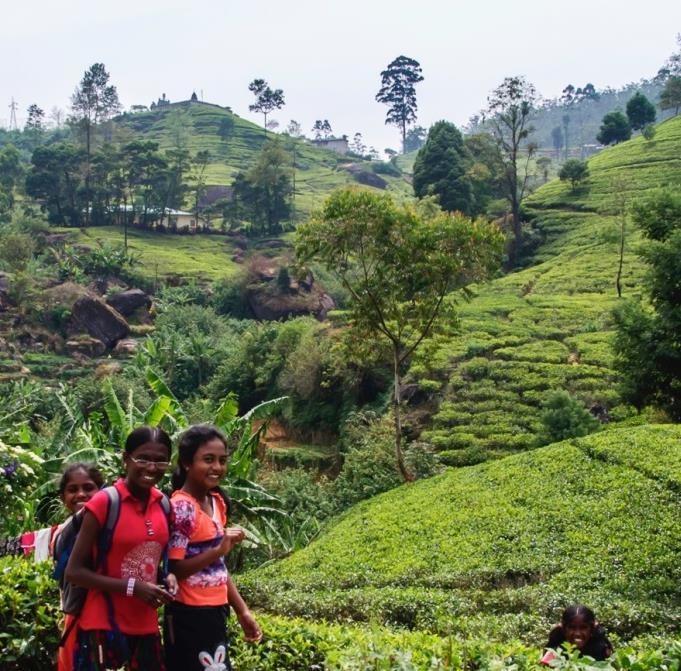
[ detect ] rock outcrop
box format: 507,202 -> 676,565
106,289 -> 151,317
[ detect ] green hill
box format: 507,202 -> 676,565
242,425 -> 681,645
410,115 -> 681,465
116,101 -> 411,218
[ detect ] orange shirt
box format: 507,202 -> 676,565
168,490 -> 229,606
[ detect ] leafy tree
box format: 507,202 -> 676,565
24,104 -> 45,150
613,189 -> 681,419
642,124 -> 657,141
551,126 -> 563,159
233,141 -> 292,236
248,79 -> 285,130
286,120 -> 303,138
655,33 -> 681,81
562,114 -> 570,161
537,390 -> 599,445
217,116 -> 235,141
484,75 -> 538,265
311,120 -> 332,139
463,133 -> 506,217
191,150 -> 211,229
295,189 -> 503,480
375,55 -> 424,153
70,63 -> 121,226
659,76 -> 681,116
559,158 -> 589,191
25,143 -> 85,226
597,111 -> 632,145
404,125 -> 427,153
626,92 -> 656,130
536,156 -> 551,184
0,145 -> 24,214
412,121 -> 473,214
348,132 -> 366,156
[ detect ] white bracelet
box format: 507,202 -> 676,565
126,577 -> 136,597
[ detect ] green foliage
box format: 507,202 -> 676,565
597,112 -> 632,145
558,160 -> 589,191
613,189 -> 681,419
296,188 -> 503,478
0,558 -> 60,670
413,121 -> 473,214
625,93 -> 656,131
536,390 -> 600,445
0,232 -> 35,270
659,76 -> 681,116
243,426 -> 681,644
232,140 -> 293,237
375,56 -> 424,153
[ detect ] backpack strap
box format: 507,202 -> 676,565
158,492 -> 171,580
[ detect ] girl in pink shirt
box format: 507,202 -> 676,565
165,424 -> 261,671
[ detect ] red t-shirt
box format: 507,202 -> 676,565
78,479 -> 169,635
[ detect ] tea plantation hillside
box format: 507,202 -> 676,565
115,102 -> 411,217
411,115 -> 681,465
243,425 -> 681,645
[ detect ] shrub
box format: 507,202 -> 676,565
536,390 -> 600,445
559,160 -> 589,191
0,557 -> 61,670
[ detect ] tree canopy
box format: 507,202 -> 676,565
614,189 -> 681,420
412,121 -> 472,215
248,79 -> 285,129
484,75 -> 537,265
597,111 -> 632,145
375,56 -> 424,154
626,92 -> 656,130
660,76 -> 681,116
559,159 -> 589,191
295,189 -> 503,480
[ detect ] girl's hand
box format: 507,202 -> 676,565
133,580 -> 174,608
165,573 -> 178,597
216,527 -> 246,556
237,609 -> 262,643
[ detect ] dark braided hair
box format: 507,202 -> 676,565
546,605 -> 613,661
58,463 -> 104,497
124,425 -> 172,458
172,424 -> 231,513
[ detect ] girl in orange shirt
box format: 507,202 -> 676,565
165,424 -> 261,671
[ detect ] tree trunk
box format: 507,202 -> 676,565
393,346 -> 414,482
616,214 -> 625,298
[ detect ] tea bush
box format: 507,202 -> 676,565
241,427 -> 681,643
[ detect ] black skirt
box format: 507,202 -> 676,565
164,602 -> 232,671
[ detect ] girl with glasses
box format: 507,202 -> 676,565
65,426 -> 178,670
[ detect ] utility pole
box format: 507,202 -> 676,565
8,98 -> 18,131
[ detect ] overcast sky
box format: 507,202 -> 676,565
2,0 -> 680,151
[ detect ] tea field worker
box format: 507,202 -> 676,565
52,463 -> 105,671
164,424 -> 262,671
65,426 -> 178,671
541,604 -> 613,664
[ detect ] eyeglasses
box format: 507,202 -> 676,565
128,456 -> 171,470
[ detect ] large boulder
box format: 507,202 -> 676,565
106,289 -> 151,317
71,296 -> 129,348
246,284 -> 336,322
65,335 -> 107,358
44,282 -> 130,348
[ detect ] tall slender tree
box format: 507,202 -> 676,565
484,76 -> 537,266
375,56 -> 424,153
70,63 -> 121,226
248,79 -> 285,131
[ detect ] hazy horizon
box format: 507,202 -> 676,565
2,0 -> 681,151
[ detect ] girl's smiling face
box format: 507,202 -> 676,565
124,441 -> 171,493
564,614 -> 593,650
185,438 -> 228,493
61,468 -> 100,513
